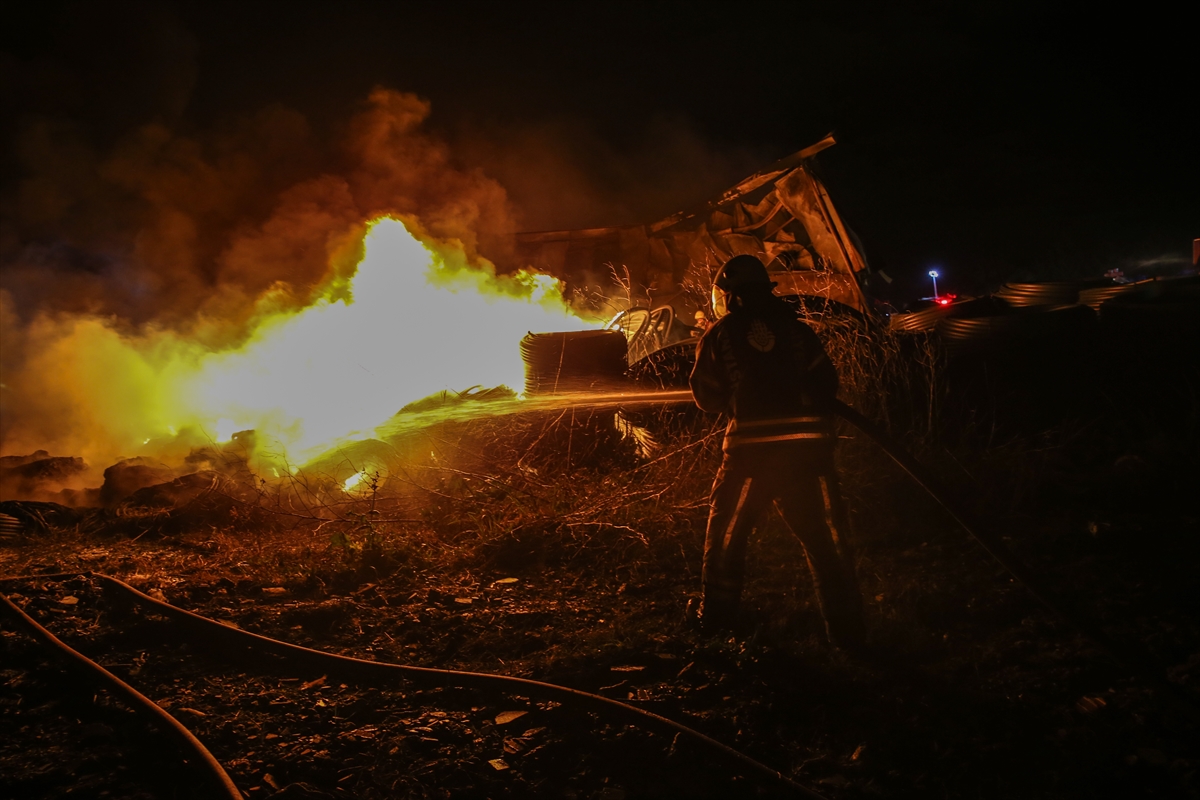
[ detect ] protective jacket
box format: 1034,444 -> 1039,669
688,290 -> 864,646
690,292 -> 838,449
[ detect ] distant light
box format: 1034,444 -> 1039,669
937,298 -> 951,305
928,269 -> 940,279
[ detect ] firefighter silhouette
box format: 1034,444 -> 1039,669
690,255 -> 865,647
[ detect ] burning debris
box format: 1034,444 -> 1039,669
2,4 -> 1198,793
1,132 -> 883,512
1,215 -> 605,504
0,87 -> 595,484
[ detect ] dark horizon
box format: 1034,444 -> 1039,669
3,1 -> 1196,309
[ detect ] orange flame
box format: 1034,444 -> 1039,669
174,216 -> 600,460
3,217 -> 600,471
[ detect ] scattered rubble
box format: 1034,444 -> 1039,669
0,452 -> 87,500
99,458 -> 176,508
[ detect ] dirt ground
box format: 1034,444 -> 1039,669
2,392 -> 1199,799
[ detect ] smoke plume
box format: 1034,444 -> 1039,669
1,86 -> 523,475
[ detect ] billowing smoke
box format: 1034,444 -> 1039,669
452,114 -> 768,233
1,4 -> 769,498
3,87 -> 518,332
0,86 -> 526,479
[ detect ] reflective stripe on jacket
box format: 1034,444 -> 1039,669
724,414 -> 836,448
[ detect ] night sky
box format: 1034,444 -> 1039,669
3,1 -> 1196,309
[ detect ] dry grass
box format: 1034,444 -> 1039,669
5,317 -> 1200,799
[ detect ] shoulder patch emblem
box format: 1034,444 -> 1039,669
747,320 -> 776,352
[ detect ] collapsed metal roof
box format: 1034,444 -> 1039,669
514,134 -> 870,314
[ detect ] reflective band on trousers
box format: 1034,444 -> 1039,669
725,431 -> 832,446
723,478 -> 754,550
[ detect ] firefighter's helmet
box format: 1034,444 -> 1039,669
711,255 -> 775,318
714,255 -> 775,294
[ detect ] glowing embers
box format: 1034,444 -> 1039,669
343,471 -> 368,492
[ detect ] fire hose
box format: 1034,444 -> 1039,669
613,387 -> 1195,706
832,400 -> 1196,712
611,392 -> 1192,705
1,396 -> 1193,796
599,389 -> 1194,707
1,572 -> 827,799
0,588 -> 244,800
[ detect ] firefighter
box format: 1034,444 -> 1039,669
689,254 -> 866,648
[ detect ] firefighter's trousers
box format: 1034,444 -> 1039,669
701,440 -> 866,646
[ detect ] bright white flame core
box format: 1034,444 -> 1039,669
173,217 -> 597,461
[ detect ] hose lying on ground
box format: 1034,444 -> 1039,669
0,571 -> 826,800
834,400 -> 1198,713
0,590 -> 244,800
5,396 -> 1190,793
